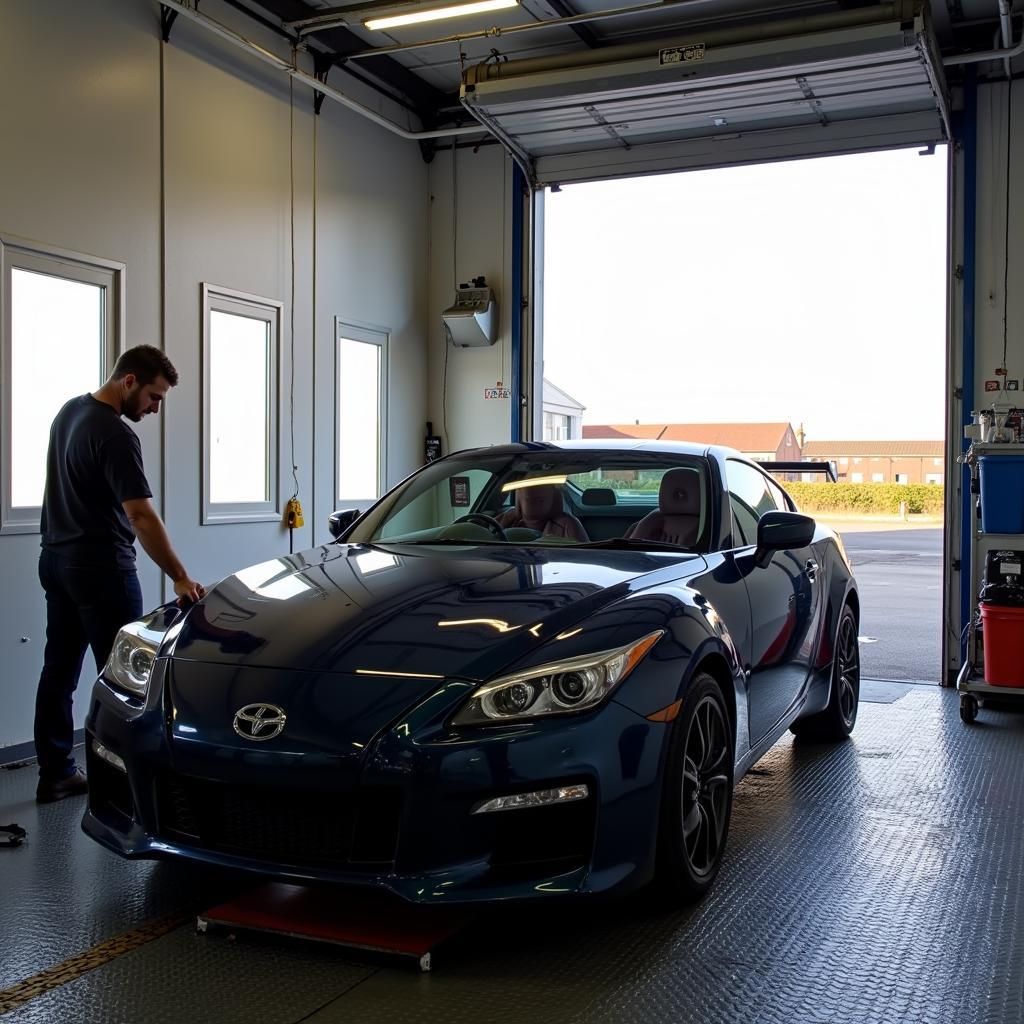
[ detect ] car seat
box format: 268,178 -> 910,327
626,468 -> 702,547
496,484 -> 588,541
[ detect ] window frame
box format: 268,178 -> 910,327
1,236 -> 124,535
201,283 -> 282,525
725,458 -> 782,550
335,319 -> 389,510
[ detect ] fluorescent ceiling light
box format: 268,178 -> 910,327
365,0 -> 517,31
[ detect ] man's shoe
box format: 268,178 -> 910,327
36,768 -> 88,804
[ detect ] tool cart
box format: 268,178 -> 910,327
957,438 -> 1024,723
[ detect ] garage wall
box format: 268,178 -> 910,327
972,78 -> 1023,398
427,144 -> 517,453
943,74 -> 1023,678
0,0 -> 428,752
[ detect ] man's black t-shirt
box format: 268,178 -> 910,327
40,395 -> 152,568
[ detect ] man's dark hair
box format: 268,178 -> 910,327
112,345 -> 179,387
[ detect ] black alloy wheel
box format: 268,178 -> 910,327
653,673 -> 734,903
791,603 -> 860,742
681,694 -> 731,877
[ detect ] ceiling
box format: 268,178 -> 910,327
215,0 -> 1017,182
236,0 -> 1019,126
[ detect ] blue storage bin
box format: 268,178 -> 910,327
979,455 -> 1024,534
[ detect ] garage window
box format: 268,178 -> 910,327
202,285 -> 280,524
1,239 -> 122,534
337,322 -> 388,508
544,412 -> 571,441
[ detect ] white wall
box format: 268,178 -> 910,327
972,78 -> 1023,398
939,73 -> 1024,678
427,144 -> 518,453
0,0 -> 429,751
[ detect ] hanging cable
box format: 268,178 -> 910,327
286,72 -> 301,554
1001,78 -> 1013,375
443,135 -> 457,452
312,98 -> 319,523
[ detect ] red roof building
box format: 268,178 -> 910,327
801,440 -> 945,485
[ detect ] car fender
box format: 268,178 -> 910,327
610,585 -> 745,730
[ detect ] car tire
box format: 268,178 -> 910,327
652,672 -> 734,904
790,603 -> 859,742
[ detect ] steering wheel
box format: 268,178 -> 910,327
453,513 -> 508,541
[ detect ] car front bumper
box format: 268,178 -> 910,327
82,672 -> 672,904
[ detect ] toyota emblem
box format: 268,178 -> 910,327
233,703 -> 287,741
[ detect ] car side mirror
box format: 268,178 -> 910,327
328,508 -> 361,540
754,511 -> 816,568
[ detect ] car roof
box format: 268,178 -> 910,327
449,439 -> 745,461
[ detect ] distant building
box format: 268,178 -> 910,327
583,421 -> 803,464
802,440 -> 945,484
542,380 -> 585,440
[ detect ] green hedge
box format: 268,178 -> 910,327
783,482 -> 944,515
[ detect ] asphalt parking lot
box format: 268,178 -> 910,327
830,523 -> 943,684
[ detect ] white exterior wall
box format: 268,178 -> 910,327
0,0 -> 428,751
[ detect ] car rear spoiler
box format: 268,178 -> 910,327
756,461 -> 837,483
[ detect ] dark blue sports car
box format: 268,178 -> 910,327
83,441 -> 859,903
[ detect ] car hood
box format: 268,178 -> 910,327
166,541 -> 704,682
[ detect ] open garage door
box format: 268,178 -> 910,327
461,4 -> 950,186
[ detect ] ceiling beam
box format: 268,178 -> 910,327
238,0 -> 452,117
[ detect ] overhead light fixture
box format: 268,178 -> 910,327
365,0 -> 517,31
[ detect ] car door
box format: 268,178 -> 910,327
726,459 -> 822,745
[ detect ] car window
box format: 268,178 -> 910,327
348,450 -> 712,551
765,477 -> 790,511
726,460 -> 777,548
377,468 -> 495,540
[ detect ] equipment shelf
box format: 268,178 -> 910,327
957,442 -> 1024,723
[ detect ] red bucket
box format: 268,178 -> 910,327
981,604 -> 1024,687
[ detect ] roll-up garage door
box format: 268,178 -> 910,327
460,4 -> 949,187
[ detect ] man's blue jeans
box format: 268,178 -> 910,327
34,549 -> 143,782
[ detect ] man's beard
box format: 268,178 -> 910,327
124,393 -> 146,422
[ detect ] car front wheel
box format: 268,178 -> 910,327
652,672 -> 734,904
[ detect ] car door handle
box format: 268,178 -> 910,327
804,559 -> 818,582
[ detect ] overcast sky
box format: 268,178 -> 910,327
542,146 -> 949,443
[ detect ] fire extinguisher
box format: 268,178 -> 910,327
425,421 -> 442,464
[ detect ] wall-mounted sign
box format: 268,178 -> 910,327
985,380 -> 1001,392
660,43 -> 706,65
449,477 -> 471,507
484,386 -> 511,400
1006,379 -> 1020,391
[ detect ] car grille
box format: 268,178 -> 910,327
155,773 -> 402,870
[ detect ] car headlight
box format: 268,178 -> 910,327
103,620 -> 165,698
451,630 -> 663,726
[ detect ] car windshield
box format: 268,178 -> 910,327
346,449 -> 712,552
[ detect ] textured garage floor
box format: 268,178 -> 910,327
3,683 -> 1024,1024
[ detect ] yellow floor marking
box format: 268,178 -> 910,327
0,910 -> 190,1015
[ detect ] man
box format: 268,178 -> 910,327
35,345 -> 204,803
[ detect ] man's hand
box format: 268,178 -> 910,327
123,498 -> 205,606
173,577 -> 206,606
